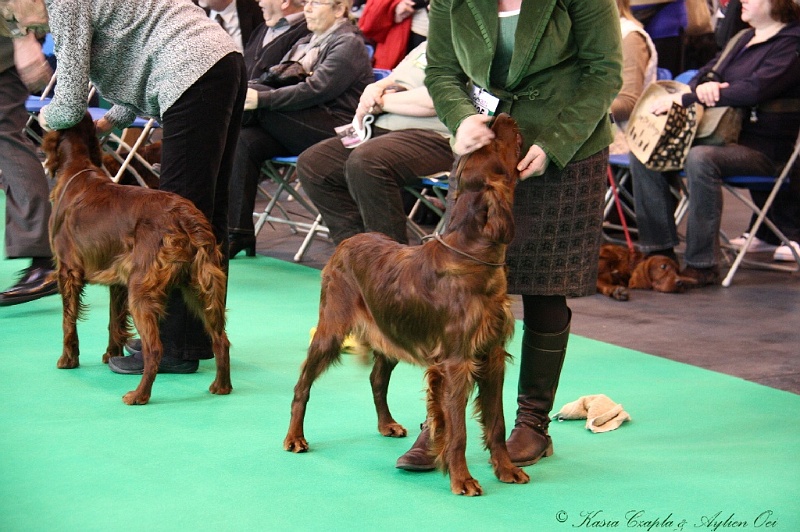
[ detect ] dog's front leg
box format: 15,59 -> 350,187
104,285 -> 130,363
439,361 -> 482,496
370,354 -> 406,437
476,347 -> 529,485
56,267 -> 82,369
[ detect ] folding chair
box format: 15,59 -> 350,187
254,156 -> 330,262
93,112 -> 161,187
404,173 -> 449,241
603,153 -> 689,245
719,128 -> 800,287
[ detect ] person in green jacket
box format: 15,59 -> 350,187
396,0 -> 623,471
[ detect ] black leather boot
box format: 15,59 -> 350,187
505,318 -> 570,467
395,423 -> 435,471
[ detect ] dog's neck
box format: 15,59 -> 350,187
423,233 -> 506,267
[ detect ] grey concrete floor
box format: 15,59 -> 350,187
245,184 -> 800,395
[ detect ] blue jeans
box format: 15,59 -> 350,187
630,144 -> 777,268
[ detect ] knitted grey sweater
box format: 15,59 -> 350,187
41,0 -> 238,129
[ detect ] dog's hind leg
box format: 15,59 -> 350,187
185,269 -> 233,396
283,322 -> 346,453
370,354 -> 407,437
122,281 -> 165,405
476,346 -> 529,485
56,266 -> 84,370
104,284 -> 130,363
438,360 -> 483,496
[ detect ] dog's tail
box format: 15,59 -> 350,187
179,212 -> 228,330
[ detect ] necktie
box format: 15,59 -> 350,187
215,14 -> 227,33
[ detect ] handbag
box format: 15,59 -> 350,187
626,80 -> 702,171
694,106 -> 744,146
258,60 -> 310,88
12,32 -> 53,92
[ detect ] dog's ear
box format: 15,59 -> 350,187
41,129 -> 61,178
628,259 -> 653,289
483,173 -> 515,243
79,113 -> 104,167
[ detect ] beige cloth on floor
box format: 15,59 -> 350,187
553,394 -> 631,433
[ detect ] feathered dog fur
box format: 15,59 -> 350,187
283,114 -> 530,495
43,113 -> 231,405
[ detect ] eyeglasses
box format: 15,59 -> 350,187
301,0 -> 337,8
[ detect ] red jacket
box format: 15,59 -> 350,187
358,0 -> 411,69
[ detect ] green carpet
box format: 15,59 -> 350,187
1,193 -> 799,531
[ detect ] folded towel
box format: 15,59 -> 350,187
553,394 -> 631,433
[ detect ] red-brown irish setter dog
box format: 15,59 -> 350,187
284,114 -> 530,495
43,113 -> 232,405
596,243 -> 696,300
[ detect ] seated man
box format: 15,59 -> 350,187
297,41 -> 453,245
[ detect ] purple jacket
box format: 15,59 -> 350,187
682,22 -> 800,162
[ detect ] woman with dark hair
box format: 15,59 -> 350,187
629,0 -> 800,284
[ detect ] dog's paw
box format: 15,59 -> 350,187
611,286 -> 629,301
451,477 -> 483,496
209,380 -> 233,395
56,355 -> 79,369
379,422 -> 408,438
283,435 -> 309,453
122,391 -> 150,405
496,466 -> 530,484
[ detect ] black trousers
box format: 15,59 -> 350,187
228,106 -> 346,234
158,52 -> 246,360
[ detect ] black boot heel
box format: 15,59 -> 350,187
229,234 -> 256,258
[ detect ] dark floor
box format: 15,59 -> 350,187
244,183 -> 800,395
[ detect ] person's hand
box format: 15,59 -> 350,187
358,83 -> 385,116
517,144 -> 549,180
393,0 -> 414,23
37,111 -> 52,132
94,116 -> 113,136
453,114 -> 494,155
695,81 -> 729,107
649,93 -> 683,115
244,88 -> 258,110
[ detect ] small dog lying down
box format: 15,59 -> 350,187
596,243 -> 696,300
43,113 -> 231,405
284,114 -> 529,496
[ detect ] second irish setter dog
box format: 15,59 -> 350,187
43,113 -> 231,405
284,114 -> 530,495
597,243 -> 696,300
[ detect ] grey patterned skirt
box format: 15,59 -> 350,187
505,149 -> 608,297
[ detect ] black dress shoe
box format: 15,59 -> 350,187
229,233 -> 256,258
108,350 -> 199,375
0,265 -> 58,306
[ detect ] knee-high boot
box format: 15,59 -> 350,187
505,318 -> 570,466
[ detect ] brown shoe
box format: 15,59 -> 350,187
395,423 -> 435,471
680,266 -> 720,287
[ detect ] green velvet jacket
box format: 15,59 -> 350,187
425,0 -> 623,169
